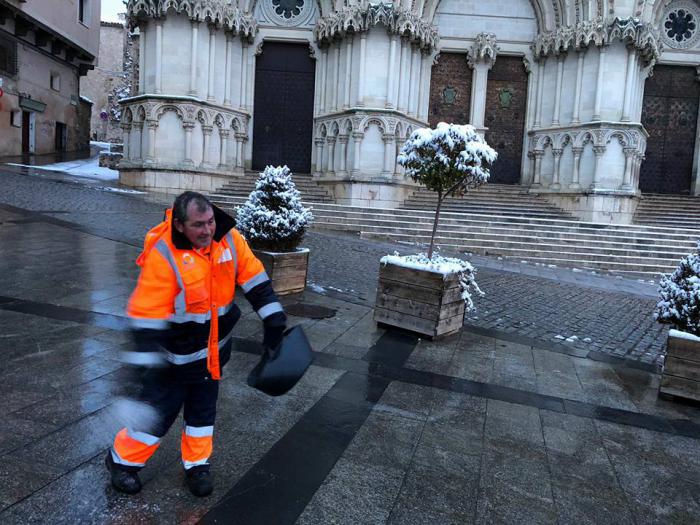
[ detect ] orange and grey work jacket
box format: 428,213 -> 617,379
123,205 -> 286,382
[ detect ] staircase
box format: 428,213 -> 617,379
210,181 -> 699,276
634,193 -> 700,230
401,184 -> 578,221
212,171 -> 334,204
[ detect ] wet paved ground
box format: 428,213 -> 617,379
0,162 -> 698,523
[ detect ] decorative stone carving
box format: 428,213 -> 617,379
467,33 -> 498,69
533,17 -> 661,67
314,3 -> 439,50
125,0 -> 257,39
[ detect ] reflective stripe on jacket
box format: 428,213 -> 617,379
125,206 -> 284,380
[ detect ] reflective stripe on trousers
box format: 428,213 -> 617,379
182,425 -> 214,469
112,428 -> 162,467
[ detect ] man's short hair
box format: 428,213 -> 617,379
173,191 -> 213,223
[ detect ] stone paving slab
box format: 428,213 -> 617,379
1,165 -> 700,523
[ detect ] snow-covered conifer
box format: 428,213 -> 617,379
655,241 -> 700,335
235,165 -> 314,252
398,122 -> 497,258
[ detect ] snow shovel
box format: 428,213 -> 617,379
247,325 -> 313,396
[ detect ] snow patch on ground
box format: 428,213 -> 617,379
308,282 -> 326,293
7,155 -> 118,181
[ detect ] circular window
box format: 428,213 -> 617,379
272,0 -> 304,19
662,1 -> 700,49
261,0 -> 313,27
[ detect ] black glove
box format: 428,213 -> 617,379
263,324 -> 286,351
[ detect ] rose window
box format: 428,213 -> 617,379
665,9 -> 696,42
661,2 -> 700,49
272,0 -> 304,19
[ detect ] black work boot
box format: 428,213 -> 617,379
105,451 -> 142,494
185,465 -> 213,497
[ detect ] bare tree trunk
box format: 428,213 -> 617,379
428,191 -> 443,259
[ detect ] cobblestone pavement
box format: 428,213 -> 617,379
1,162 -> 700,524
0,163 -> 669,368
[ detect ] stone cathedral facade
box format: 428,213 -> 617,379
119,0 -> 700,223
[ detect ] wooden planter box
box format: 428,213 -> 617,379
374,260 -> 465,339
253,248 -> 309,296
659,329 -> 700,402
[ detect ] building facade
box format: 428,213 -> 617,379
0,0 -> 100,157
81,19 -> 140,143
120,0 -> 700,223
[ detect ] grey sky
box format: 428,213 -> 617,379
101,0 -> 126,23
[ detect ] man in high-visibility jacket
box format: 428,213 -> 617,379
105,191 -> 286,497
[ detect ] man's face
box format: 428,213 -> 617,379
175,203 -> 215,249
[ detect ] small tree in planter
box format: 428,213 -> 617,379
655,242 -> 700,401
373,123 -> 497,338
236,165 -> 314,295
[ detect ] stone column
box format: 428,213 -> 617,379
234,133 -> 246,168
570,147 -> 582,189
338,136 -> 348,175
572,51 -> 584,124
219,130 -> 229,168
382,134 -> 395,177
621,48 -> 637,122
593,46 -> 607,121
183,122 -> 194,166
239,42 -> 248,109
408,44 -> 421,116
224,33 -> 233,106
343,36 -> 353,109
469,62 -> 492,131
155,21 -> 163,94
202,125 -> 213,167
552,54 -> 565,126
397,37 -> 410,113
332,41 -> 340,111
351,132 -> 362,175
133,122 -> 143,160
591,145 -> 605,189
551,149 -> 562,189
386,35 -> 399,109
314,138 -> 325,175
139,23 -> 147,94
189,20 -> 199,96
146,120 -> 158,163
207,27 -> 216,102
326,137 -> 336,174
621,147 -> 635,190
532,150 -> 543,186
418,51 -> 431,122
320,47 -> 328,113
357,33 -> 367,106
121,124 -> 131,160
534,59 -> 545,128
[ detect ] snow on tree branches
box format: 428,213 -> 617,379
397,122 -> 497,259
655,241 -> 700,336
235,165 -> 314,252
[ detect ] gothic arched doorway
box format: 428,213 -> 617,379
252,42 -> 315,173
484,56 -> 529,184
640,65 -> 700,194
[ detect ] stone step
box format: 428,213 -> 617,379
401,203 -> 573,217
352,226 -> 687,259
358,231 -> 678,274
213,197 -> 700,238
309,216 -> 697,248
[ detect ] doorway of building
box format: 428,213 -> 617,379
252,42 -> 315,173
21,111 -> 31,153
484,56 -> 528,184
55,122 -> 67,152
640,65 -> 700,194
428,52 -> 472,128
